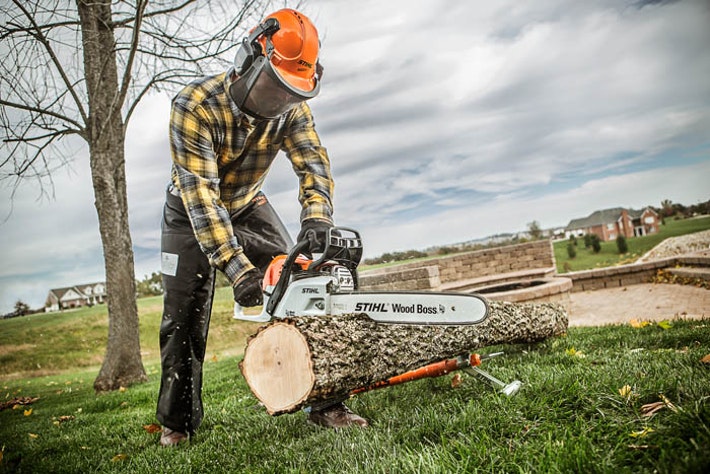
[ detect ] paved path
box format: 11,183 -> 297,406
568,283 -> 710,326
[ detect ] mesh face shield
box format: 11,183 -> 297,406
229,53 -> 321,120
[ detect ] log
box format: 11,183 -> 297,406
239,300 -> 568,415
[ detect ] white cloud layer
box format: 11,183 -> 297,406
1,0 -> 709,312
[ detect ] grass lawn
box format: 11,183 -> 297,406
0,288 -> 261,381
2,216 -> 709,472
1,317 -> 709,473
554,216 -> 710,273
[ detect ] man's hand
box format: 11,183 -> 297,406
233,269 -> 264,307
297,219 -> 333,253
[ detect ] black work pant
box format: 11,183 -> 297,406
156,186 -> 293,434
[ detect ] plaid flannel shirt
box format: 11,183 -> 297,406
169,72 -> 334,285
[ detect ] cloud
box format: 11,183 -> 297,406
1,0 -> 709,313
307,0 -> 710,227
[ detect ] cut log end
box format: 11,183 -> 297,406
239,322 -> 315,415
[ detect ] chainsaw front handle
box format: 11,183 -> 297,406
265,227 -> 364,316
307,227 -> 363,274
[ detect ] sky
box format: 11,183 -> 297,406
1,0 -> 709,313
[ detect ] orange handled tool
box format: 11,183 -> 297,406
351,352 -> 519,396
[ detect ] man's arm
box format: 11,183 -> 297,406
282,103 -> 335,225
170,98 -> 255,285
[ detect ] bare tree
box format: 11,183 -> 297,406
660,199 -> 673,218
527,220 -> 543,240
0,0 -> 274,391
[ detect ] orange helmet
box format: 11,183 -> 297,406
230,9 -> 322,119
258,9 -> 320,93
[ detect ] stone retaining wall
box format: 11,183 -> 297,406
360,240 -> 555,291
359,265 -> 441,291
478,277 -> 574,306
359,236 -> 710,294
564,255 -> 710,291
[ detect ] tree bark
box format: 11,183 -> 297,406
76,0 -> 146,391
240,300 -> 568,415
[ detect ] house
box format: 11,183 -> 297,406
45,282 -> 106,312
565,207 -> 660,242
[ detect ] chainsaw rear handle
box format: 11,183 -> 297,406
265,226 -> 363,316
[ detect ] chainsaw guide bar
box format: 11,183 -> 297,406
235,227 -> 490,325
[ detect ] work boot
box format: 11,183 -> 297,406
307,402 -> 369,429
160,427 -> 188,447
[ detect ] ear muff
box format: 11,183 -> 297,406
233,38 -> 258,76
233,18 -> 280,76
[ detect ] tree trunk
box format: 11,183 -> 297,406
76,0 -> 147,391
240,300 -> 568,415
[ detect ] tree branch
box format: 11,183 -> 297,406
111,0 -> 196,27
11,0 -> 89,126
0,98 -> 85,132
116,0 -> 148,114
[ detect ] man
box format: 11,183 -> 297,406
157,8 -> 368,447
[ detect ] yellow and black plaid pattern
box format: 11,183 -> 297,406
169,72 -> 334,285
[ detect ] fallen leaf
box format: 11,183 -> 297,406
701,354 -> 710,364
119,387 -> 127,393
630,319 -> 651,329
0,396 -> 39,411
657,320 -> 672,330
659,394 -> 680,413
641,402 -> 665,417
565,347 -> 586,358
450,373 -> 462,388
28,433 -> 38,439
211,354 -> 218,363
619,385 -> 633,398
630,427 -> 655,438
24,408 -> 32,416
111,454 -> 127,462
58,415 -> 75,423
143,423 -> 163,434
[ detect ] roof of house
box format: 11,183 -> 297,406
565,207 -> 654,230
48,282 -> 106,301
47,287 -> 83,302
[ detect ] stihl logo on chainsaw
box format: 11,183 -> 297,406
354,302 -> 445,315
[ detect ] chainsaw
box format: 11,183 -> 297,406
234,227 -> 489,325
235,227 -> 521,396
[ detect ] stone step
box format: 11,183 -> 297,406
667,266 -> 710,282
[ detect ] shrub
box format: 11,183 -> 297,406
584,234 -> 593,248
616,235 -> 628,254
590,234 -> 601,253
566,243 -> 577,259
